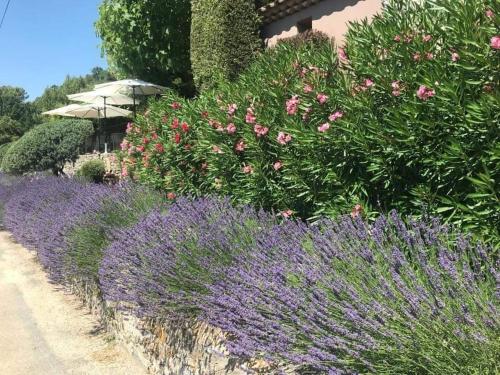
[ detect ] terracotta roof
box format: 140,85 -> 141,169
258,0 -> 324,24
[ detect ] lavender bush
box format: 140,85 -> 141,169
99,196 -> 276,318
3,176 -> 109,281
203,212 -> 499,373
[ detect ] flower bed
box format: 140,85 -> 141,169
0,175 -> 498,374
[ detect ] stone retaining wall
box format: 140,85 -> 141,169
63,153 -> 121,177
70,280 -> 285,375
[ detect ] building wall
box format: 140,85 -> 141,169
261,0 -> 383,46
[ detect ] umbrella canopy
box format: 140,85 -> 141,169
94,79 -> 167,96
67,89 -> 137,106
65,104 -> 132,119
41,104 -> 81,117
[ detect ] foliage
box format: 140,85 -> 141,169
76,159 -> 106,183
0,116 -> 24,145
101,196 -> 275,317
34,67 -> 115,114
1,119 -> 94,175
64,184 -> 164,283
0,86 -> 39,130
95,0 -> 194,96
0,175 -> 497,373
190,0 -> 261,91
122,0 -> 500,244
202,213 -> 499,373
0,142 -> 14,167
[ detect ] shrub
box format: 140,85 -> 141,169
2,177 -> 108,281
100,196 -> 276,318
0,141 -> 14,167
76,159 -> 106,183
123,0 -> 499,244
203,213 -> 499,373
190,0 -> 261,91
64,184 -> 164,284
1,119 -> 94,175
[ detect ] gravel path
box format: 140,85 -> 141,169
0,231 -> 147,375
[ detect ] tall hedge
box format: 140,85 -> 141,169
1,119 -> 94,175
123,0 -> 499,244
190,0 -> 261,91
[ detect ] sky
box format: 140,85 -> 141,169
0,0 -> 107,101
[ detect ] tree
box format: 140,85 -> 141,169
0,116 -> 24,145
1,119 -> 94,175
190,0 -> 261,91
34,67 -> 115,114
95,0 -> 194,96
0,86 -> 38,129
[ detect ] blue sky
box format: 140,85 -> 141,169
0,0 -> 107,101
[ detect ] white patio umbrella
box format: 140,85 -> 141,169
65,104 -> 132,119
94,79 -> 167,116
41,104 -> 81,117
67,90 -> 137,106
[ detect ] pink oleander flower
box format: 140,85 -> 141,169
451,52 -> 460,62
142,137 -> 150,145
167,192 -> 176,200
426,52 -> 434,60
338,47 -> 348,60
318,122 -> 330,133
273,161 -> 283,171
416,85 -> 436,100
151,132 -> 158,140
212,145 -> 223,154
242,164 -> 253,174
392,81 -> 400,90
485,9 -> 494,18
254,124 -> 269,138
316,93 -> 328,104
491,36 -> 500,50
351,204 -> 363,218
125,122 -> 133,133
286,95 -> 300,115
281,209 -> 293,218
171,102 -> 181,110
226,123 -> 237,134
392,90 -> 401,97
155,143 -> 164,153
235,139 -> 246,152
136,145 -> 145,153
227,103 -> 238,116
394,35 -> 401,42
404,35 -> 413,43
174,133 -> 181,144
303,84 -> 314,93
328,111 -> 344,122
277,131 -> 292,145
171,118 -> 179,129
120,140 -> 129,151
245,107 -> 256,124
128,146 -> 136,155
121,165 -> 128,177
422,34 -> 432,42
413,52 -> 421,61
364,78 -> 374,87
181,122 -> 190,133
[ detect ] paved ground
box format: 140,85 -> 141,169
0,231 -> 147,375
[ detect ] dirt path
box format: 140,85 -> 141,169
0,231 -> 147,375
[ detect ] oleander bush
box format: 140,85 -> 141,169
76,159 -> 106,183
1,119 -> 94,175
0,175 -> 497,373
121,0 -> 499,245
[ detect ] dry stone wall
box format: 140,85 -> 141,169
63,153 -> 120,177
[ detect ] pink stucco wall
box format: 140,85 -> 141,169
261,0 -> 383,46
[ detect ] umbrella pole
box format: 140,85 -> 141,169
132,86 -> 136,118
